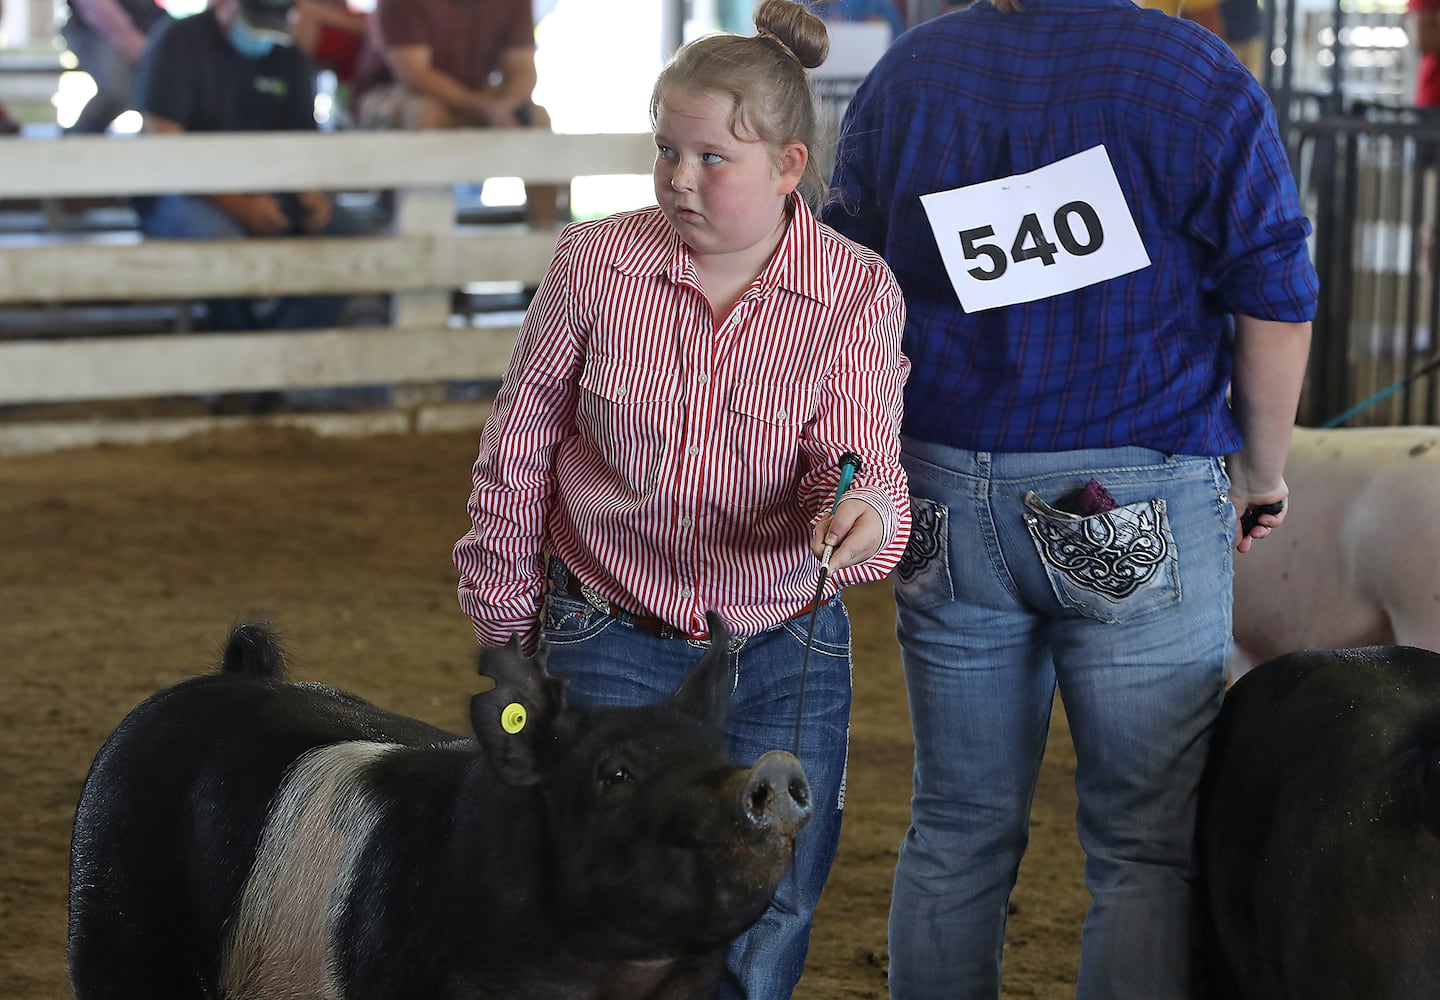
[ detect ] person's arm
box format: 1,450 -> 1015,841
291,0 -> 367,58
139,110 -> 181,135
1226,314 -> 1312,552
69,0 -> 150,63
384,43 -> 533,126
299,0 -> 366,35
1413,1 -> 1440,53
455,225 -> 585,650
488,45 -> 538,117
805,274 -> 912,578
1181,0 -> 1225,36
292,191 -> 333,232
141,112 -> 292,234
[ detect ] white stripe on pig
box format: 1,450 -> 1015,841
220,741 -> 396,1000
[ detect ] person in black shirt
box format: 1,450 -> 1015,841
132,0 -> 363,332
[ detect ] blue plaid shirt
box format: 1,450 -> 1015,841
823,0 -> 1319,455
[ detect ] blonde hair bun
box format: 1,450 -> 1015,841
755,0 -> 830,70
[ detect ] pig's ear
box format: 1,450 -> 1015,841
671,610 -> 734,728
470,637 -> 565,787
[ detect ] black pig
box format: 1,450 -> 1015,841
68,613 -> 811,999
1197,644 -> 1440,1000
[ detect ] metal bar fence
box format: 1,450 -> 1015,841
1292,109 -> 1440,425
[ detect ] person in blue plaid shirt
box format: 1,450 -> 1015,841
823,0 -> 1318,996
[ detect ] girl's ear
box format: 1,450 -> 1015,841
775,140 -> 808,196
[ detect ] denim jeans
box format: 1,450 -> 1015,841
540,560 -> 852,1000
136,193 -> 362,332
886,438 -> 1234,1000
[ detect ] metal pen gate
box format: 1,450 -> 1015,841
1261,0 -> 1440,427
1292,108 -> 1440,426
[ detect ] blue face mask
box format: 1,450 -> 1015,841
228,18 -> 276,59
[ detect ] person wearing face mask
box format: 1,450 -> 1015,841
130,0 -> 368,339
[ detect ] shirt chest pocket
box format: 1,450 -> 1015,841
724,382 -> 817,510
577,359 -> 681,496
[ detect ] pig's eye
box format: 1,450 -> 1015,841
596,754 -> 634,790
600,765 -> 633,789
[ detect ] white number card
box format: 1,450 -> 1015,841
919,144 -> 1151,313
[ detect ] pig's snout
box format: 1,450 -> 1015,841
740,750 -> 812,834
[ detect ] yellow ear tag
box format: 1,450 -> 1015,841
501,702 -> 527,734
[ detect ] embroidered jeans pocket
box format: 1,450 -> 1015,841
1022,490 -> 1180,623
542,588 -> 615,644
894,495 -> 954,611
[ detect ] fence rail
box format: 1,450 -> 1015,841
8,115 -> 1440,447
0,129 -> 654,452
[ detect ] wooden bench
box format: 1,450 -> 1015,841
0,128 -> 655,453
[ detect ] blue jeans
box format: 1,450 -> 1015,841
137,193 -> 362,332
886,439 -> 1234,1000
541,559 -> 852,1000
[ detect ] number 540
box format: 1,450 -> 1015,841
958,201 -> 1104,281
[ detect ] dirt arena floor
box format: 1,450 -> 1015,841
0,423 -> 1087,999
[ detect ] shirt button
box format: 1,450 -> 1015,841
775,409 -> 788,419
680,516 -> 693,528
680,587 -> 692,598
617,385 -> 628,396
687,445 -> 700,455
697,373 -> 709,384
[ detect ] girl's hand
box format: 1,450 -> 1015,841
810,498 -> 882,571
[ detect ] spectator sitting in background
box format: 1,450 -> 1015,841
60,0 -> 169,133
1411,0 -> 1440,107
347,0 -> 561,228
132,0 -> 366,335
1220,0 -> 1265,78
291,0 -> 368,90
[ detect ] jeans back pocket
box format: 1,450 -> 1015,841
894,495 -> 954,611
1022,490 -> 1180,623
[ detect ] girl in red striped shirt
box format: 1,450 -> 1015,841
454,3 -> 910,995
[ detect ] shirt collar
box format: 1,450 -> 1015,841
611,195 -> 830,307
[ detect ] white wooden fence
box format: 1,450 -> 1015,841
0,128 -> 655,453
0,49 -> 63,125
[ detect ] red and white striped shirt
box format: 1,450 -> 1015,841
454,197 -> 911,648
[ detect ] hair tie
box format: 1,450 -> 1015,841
756,27 -> 800,64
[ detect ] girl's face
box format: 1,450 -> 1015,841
653,87 -> 806,268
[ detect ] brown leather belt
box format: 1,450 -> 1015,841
558,575 -> 817,640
